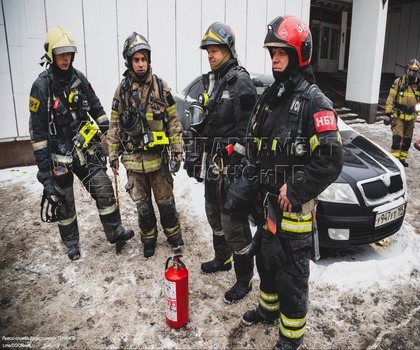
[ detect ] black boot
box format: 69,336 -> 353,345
272,338 -> 301,350
58,218 -> 80,261
167,233 -> 184,251
67,244 -> 80,260
400,159 -> 409,167
101,212 -> 134,244
242,305 -> 279,326
144,242 -> 156,258
201,257 -> 232,273
224,280 -> 252,304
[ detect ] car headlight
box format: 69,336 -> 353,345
317,183 -> 359,204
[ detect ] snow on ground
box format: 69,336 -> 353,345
0,119 -> 419,349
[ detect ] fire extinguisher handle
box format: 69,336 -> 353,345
165,255 -> 186,269
165,256 -> 173,270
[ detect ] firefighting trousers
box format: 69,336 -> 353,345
55,164 -> 119,246
204,180 -> 254,282
391,118 -> 415,160
125,168 -> 181,244
255,231 -> 312,349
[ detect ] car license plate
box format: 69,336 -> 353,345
375,204 -> 405,227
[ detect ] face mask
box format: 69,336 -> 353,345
407,70 -> 419,84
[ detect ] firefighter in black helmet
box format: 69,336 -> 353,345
188,22 -> 257,303
107,32 -> 184,258
384,58 -> 420,167
241,16 -> 343,350
29,26 -> 134,260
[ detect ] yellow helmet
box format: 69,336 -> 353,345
43,25 -> 77,64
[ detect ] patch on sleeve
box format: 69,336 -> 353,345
166,93 -> 175,106
112,98 -> 119,111
29,96 -> 40,113
313,110 -> 337,133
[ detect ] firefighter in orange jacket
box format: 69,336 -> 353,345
384,58 -> 420,167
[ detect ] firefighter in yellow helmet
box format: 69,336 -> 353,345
384,58 -> 420,167
29,26 -> 134,260
107,32 -> 184,258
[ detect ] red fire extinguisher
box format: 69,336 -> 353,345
164,255 -> 189,328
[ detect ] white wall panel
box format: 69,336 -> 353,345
149,0 -> 177,90
83,0 -> 119,114
175,0 -> 202,92
0,0 -> 16,139
3,0 -> 45,139
245,0 -> 269,74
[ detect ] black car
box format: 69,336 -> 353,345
175,75 -> 408,247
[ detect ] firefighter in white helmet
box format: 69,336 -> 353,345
29,26 -> 134,260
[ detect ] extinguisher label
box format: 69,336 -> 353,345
165,279 -> 178,321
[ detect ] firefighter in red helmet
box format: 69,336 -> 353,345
242,16 -> 343,350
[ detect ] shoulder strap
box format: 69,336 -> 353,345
294,83 -> 318,138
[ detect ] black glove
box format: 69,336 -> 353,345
261,228 -> 285,271
41,179 -> 66,223
43,179 -> 66,203
383,113 -> 392,126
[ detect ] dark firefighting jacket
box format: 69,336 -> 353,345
251,73 -> 343,212
201,59 -> 257,169
29,66 -> 109,183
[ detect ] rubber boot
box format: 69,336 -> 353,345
101,211 -> 134,244
58,218 -> 80,261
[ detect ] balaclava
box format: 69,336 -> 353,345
272,47 -> 299,83
210,45 -> 232,72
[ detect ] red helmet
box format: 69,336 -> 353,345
264,15 -> 312,67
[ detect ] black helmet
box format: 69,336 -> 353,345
200,22 -> 237,58
264,15 -> 312,67
122,32 -> 151,68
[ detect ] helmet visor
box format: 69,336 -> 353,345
188,104 -> 205,126
53,46 -> 77,55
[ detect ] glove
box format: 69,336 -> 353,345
169,152 -> 182,174
383,113 -> 392,126
41,179 -> 66,222
109,158 -> 118,169
43,179 -> 66,203
261,228 -> 285,271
